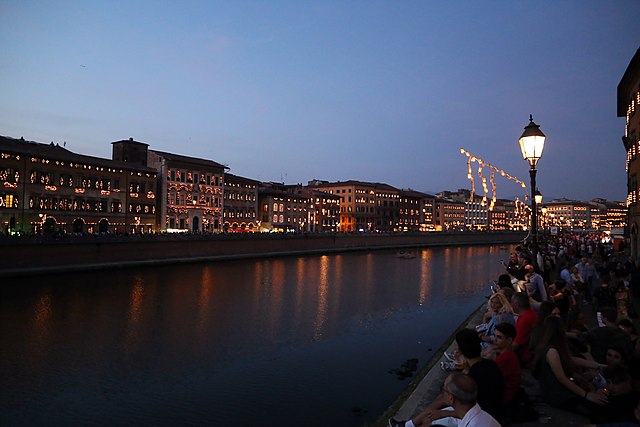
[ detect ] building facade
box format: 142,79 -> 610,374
258,182 -> 310,232
375,183 -> 400,232
223,173 -> 259,232
434,198 -> 465,231
420,194 -> 436,231
113,138 -> 227,233
398,189 -> 426,232
619,48 -> 640,261
0,135 -> 157,235
464,196 -> 489,231
488,200 -> 508,231
307,180 -> 377,232
289,185 -> 341,233
589,199 -> 628,230
542,199 -> 593,231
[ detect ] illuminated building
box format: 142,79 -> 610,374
464,196 -> 489,231
589,198 -> 628,230
223,173 -> 259,232
500,199 -> 527,231
434,197 -> 465,231
436,189 -> 489,231
420,194 -> 436,232
618,48 -> 640,260
0,135 -> 157,235
288,184 -> 341,232
307,180 -> 377,232
113,138 -> 227,233
375,183 -> 400,232
398,189 -> 429,232
488,201 -> 507,231
541,199 -> 592,230
258,182 -> 310,232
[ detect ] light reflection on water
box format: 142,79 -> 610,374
0,244 -> 508,426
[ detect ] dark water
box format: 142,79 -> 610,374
1,245 -> 508,426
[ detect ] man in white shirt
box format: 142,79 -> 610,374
388,373 -> 500,427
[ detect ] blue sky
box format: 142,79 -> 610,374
1,1 -> 638,202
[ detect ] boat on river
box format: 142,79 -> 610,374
396,251 -> 416,259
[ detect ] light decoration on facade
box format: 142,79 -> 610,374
460,148 -> 527,211
44,185 -> 57,191
74,188 -> 85,194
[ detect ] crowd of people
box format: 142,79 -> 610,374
390,233 -> 640,427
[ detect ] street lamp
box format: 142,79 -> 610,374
534,189 -> 543,205
519,114 -> 546,265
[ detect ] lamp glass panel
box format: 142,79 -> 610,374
519,135 -> 545,161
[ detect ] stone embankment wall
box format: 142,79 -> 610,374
0,232 -> 525,277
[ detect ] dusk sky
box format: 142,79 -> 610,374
1,1 -> 638,202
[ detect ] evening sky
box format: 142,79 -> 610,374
1,1 -> 638,201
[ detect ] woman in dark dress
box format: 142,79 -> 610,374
532,316 -> 608,419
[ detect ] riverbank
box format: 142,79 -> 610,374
376,281 -> 640,427
374,301 -> 592,427
0,231 -> 524,277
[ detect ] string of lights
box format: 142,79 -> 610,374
459,148 -> 528,210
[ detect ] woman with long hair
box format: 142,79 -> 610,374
480,292 -> 516,345
532,316 -> 608,418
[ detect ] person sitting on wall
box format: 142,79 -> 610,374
511,292 -> 538,368
479,293 -> 516,347
492,322 -> 521,403
532,316 -> 609,420
581,307 -> 633,366
389,329 -> 505,426
493,322 -> 539,423
388,373 -> 500,427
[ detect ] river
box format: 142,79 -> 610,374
0,244 -> 508,426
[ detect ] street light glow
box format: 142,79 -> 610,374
519,114 -> 546,168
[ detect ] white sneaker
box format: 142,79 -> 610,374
444,351 -> 457,362
440,361 -> 462,371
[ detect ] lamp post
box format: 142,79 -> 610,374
519,114 -> 546,265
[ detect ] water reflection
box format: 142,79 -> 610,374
29,290 -> 53,369
125,276 -> 145,354
1,245 -> 509,426
314,255 -> 330,341
418,250 -> 433,305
